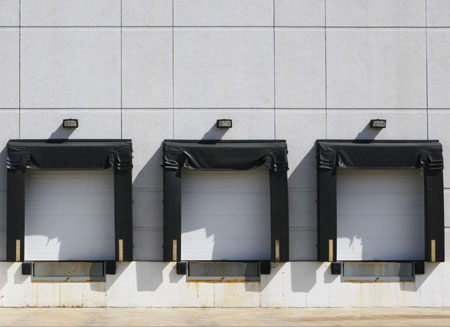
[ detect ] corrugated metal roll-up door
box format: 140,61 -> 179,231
337,169 -> 425,261
181,166 -> 271,261
24,170 -> 115,261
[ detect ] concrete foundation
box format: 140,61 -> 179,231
0,261 -> 448,307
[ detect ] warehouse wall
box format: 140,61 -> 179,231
0,0 -> 450,307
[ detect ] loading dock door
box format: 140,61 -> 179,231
181,167 -> 271,261
24,170 -> 115,261
337,169 -> 425,261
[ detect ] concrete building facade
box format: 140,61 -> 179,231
0,0 -> 450,307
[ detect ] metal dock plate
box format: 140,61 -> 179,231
187,262 -> 260,282
32,262 -> 106,282
341,262 -> 415,282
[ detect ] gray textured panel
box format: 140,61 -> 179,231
342,262 -> 415,282
33,262 -> 105,281
187,262 -> 260,281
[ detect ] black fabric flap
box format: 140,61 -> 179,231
317,140 -> 443,170
7,139 -> 133,171
163,140 -> 289,172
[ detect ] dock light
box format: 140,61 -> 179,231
63,119 -> 79,128
370,119 -> 386,129
216,119 -> 232,129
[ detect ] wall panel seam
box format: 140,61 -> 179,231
273,0 -> 276,139
324,0 -> 327,138
120,0 -> 123,139
18,0 -> 21,139
3,26 -> 439,29
425,0 -> 429,140
172,0 -> 175,139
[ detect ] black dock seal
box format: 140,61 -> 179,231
316,140 -> 444,263
105,261 -> 117,275
163,140 -> 290,262
414,261 -> 425,275
176,262 -> 187,275
6,139 -> 133,263
259,261 -> 271,275
331,262 -> 341,275
21,262 -> 32,275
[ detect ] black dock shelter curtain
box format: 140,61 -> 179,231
316,140 -> 444,263
163,140 -> 290,262
6,139 -> 133,262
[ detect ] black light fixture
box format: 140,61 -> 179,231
63,119 -> 79,128
216,119 -> 232,129
370,119 -> 386,129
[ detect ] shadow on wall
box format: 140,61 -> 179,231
288,146 -> 319,292
49,124 -> 76,139
130,123 -> 231,291
286,146 -> 340,290
0,146 -> 30,289
133,143 -> 170,292
355,122 -> 382,140
0,147 -> 9,291
201,122 -> 229,140
0,145 -> 7,238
